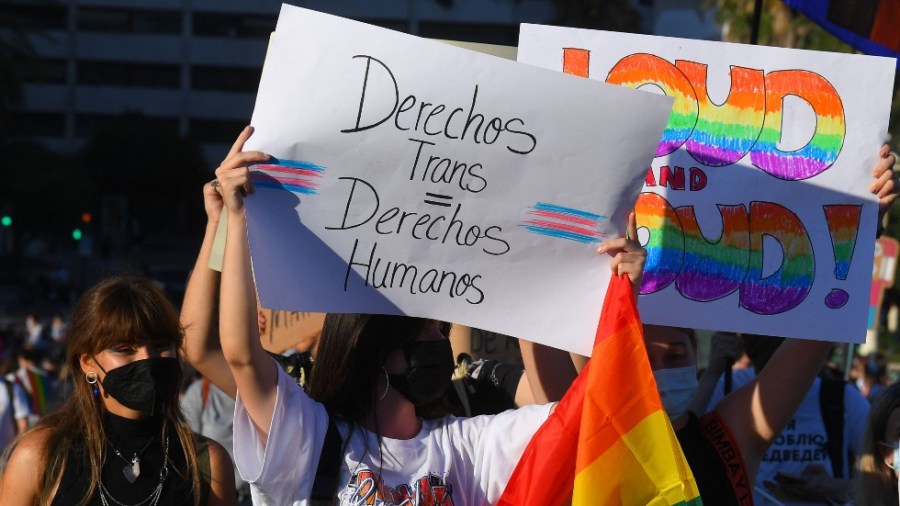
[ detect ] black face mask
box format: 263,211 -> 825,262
388,339 -> 455,407
96,357 -> 181,416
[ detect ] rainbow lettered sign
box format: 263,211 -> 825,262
519,26 -> 896,342
241,6 -> 673,355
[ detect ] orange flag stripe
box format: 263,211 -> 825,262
497,275 -> 702,505
574,320 -> 661,475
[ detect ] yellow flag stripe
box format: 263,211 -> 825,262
573,411 -> 701,505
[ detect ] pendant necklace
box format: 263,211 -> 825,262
95,434 -> 169,506
108,435 -> 155,483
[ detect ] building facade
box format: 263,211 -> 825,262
9,0 -> 562,163
9,0 -> 718,164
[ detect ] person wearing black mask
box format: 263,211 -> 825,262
0,277 -> 236,506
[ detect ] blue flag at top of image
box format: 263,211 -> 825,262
782,0 -> 900,66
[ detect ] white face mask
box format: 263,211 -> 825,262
653,366 -> 698,422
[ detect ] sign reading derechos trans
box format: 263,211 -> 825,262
242,5 -> 673,355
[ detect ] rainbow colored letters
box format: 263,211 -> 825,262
519,26 -> 895,340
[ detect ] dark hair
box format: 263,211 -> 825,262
15,345 -> 43,364
740,334 -> 785,374
306,314 -> 451,422
644,325 -> 698,356
854,382 -> 900,505
6,276 -> 202,506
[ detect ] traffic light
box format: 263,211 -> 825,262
0,215 -> 10,227
81,212 -> 92,224
72,228 -> 82,240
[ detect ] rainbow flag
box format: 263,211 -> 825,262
19,368 -> 51,415
497,275 -> 701,506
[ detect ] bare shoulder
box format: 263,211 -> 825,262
0,428 -> 53,504
201,437 -> 237,506
205,438 -> 233,466
8,427 -> 52,467
200,435 -> 235,480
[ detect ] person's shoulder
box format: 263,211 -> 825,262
200,435 -> 232,464
7,427 -> 52,467
444,403 -> 552,432
0,428 -> 53,502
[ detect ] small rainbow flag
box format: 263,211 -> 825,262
250,158 -> 326,195
497,275 -> 702,506
522,202 -> 608,243
20,369 -> 50,415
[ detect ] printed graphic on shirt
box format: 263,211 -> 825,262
761,418 -> 831,465
338,466 -> 455,505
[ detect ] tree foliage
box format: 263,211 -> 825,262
712,1 -> 900,146
713,0 -> 853,51
713,1 -> 900,284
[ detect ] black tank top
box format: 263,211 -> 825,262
51,413 -> 208,506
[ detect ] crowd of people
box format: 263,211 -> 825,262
0,128 -> 898,505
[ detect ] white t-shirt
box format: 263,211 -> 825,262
707,369 -> 869,506
233,363 -> 552,506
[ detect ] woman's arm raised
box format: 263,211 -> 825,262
716,144 -> 900,480
521,212 -> 647,405
180,180 -> 237,398
714,339 -> 831,481
215,127 -> 278,440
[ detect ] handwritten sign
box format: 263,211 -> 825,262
259,309 -> 325,354
241,5 -> 673,355
519,26 -> 896,342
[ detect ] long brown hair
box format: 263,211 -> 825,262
854,382 -> 900,506
7,276 -> 203,506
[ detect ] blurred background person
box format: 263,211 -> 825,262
853,381 -> 900,505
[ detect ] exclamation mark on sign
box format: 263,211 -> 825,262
823,205 -> 862,309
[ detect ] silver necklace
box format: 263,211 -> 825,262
95,434 -> 169,506
108,436 -> 155,483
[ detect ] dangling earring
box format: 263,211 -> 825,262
379,368 -> 390,401
85,371 -> 99,397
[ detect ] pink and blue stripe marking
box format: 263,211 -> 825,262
250,158 -> 325,195
523,203 -> 608,243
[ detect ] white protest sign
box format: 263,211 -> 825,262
242,5 -> 673,355
519,25 -> 896,342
